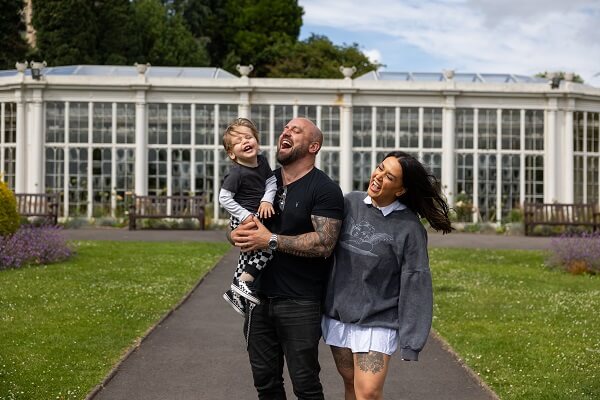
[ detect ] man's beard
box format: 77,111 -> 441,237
276,143 -> 308,166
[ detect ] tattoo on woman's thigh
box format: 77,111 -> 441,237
356,351 -> 385,374
331,347 -> 354,371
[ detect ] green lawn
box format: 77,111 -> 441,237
430,248 -> 600,400
1,244 -> 597,400
0,241 -> 230,400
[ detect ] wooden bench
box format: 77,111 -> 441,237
128,194 -> 206,230
15,193 -> 60,225
523,202 -> 600,235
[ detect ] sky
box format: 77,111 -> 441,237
298,0 -> 600,85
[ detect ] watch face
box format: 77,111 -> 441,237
269,236 -> 277,250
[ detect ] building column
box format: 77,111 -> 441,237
238,91 -> 250,118
496,109 -> 502,224
134,89 -> 148,195
27,87 -> 44,193
441,94 -> 456,206
339,93 -> 353,194
563,99 -> 575,203
14,89 -> 26,193
544,96 -> 559,203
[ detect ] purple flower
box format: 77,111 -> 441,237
548,232 -> 600,274
0,225 -> 73,269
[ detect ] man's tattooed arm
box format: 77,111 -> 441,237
278,215 -> 342,258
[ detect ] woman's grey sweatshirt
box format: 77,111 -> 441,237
324,191 -> 433,361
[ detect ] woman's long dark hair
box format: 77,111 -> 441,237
384,151 -> 453,234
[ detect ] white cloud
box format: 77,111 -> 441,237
299,0 -> 600,81
363,49 -> 382,65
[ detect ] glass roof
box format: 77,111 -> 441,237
0,65 -> 237,79
0,65 -> 552,84
356,71 -> 547,83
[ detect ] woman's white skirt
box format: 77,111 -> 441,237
321,315 -> 398,356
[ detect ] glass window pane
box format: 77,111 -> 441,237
320,150 -> 340,184
321,106 -> 340,147
478,154 -> 497,221
116,103 -> 135,144
352,151 -> 371,191
375,107 -> 395,148
69,102 -> 89,143
501,154 -> 520,219
525,110 -> 544,151
478,109 -> 497,150
353,107 -> 371,148
68,147 -> 88,215
172,104 -> 191,145
455,109 -> 474,149
93,102 -> 112,143
3,103 -> 17,143
92,148 -> 112,216
46,102 -> 65,143
588,112 -> 599,153
195,104 -> 215,145
148,104 -> 168,145
399,108 -> 419,148
525,155 -> 544,203
501,109 -> 520,150
172,148 -> 191,195
251,105 -> 270,147
423,108 -> 442,148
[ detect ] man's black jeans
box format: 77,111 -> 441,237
244,297 -> 324,400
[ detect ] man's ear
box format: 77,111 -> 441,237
309,141 -> 321,154
396,188 -> 406,197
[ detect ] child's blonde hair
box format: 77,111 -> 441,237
222,118 -> 259,152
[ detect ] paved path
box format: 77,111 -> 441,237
74,228 -> 546,399
65,227 -> 553,250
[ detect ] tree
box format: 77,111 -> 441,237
265,34 -> 381,78
32,0 -> 98,65
0,0 -> 30,69
130,0 -> 210,66
536,71 -> 584,84
175,0 -> 303,75
223,0 -> 303,75
94,0 -> 137,65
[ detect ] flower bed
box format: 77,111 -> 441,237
0,225 -> 73,269
546,232 -> 600,274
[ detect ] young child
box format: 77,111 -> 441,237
219,117 -> 276,316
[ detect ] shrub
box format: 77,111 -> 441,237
452,191 -> 474,222
546,232 -> 600,274
0,180 -> 20,236
0,225 -> 73,269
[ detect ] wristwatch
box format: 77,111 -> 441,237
268,234 -> 279,251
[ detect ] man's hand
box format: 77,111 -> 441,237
230,216 -> 271,252
257,201 -> 275,219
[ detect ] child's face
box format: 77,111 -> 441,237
227,126 -> 259,165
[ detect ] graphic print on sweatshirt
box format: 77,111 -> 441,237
338,216 -> 393,257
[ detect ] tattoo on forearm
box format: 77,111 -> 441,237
331,346 -> 354,372
278,216 -> 341,257
356,351 -> 385,374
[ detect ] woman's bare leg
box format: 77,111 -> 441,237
353,351 -> 391,400
330,346 -> 356,400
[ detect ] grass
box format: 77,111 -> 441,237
0,241 -> 230,400
430,248 -> 600,400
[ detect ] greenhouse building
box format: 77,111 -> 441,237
0,63 -> 598,223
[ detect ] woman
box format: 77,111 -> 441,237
323,151 -> 452,400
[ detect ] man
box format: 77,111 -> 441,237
231,117 -> 344,399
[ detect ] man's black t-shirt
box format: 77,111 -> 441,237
258,167 -> 344,300
221,154 -> 273,213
